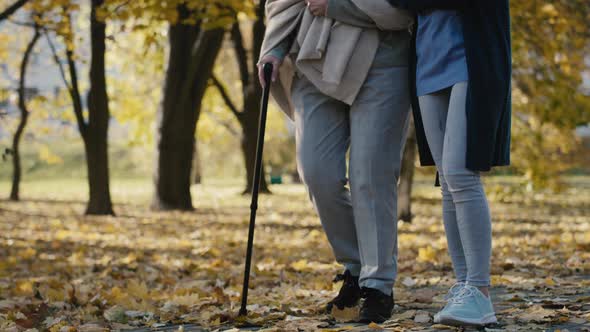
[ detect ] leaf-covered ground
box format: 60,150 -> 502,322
0,177 -> 589,331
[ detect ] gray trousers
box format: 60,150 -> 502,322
418,82 -> 492,287
291,59 -> 411,294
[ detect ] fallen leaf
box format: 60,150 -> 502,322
414,312 -> 431,324
519,305 -> 557,323
331,306 -> 359,323
402,277 -> 416,288
103,305 -> 127,323
368,322 -> 384,330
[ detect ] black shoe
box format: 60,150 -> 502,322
325,270 -> 361,313
358,287 -> 394,323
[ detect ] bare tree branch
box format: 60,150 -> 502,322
44,31 -> 73,93
251,0 -> 267,72
18,25 -> 40,114
65,46 -> 87,138
44,29 -> 86,137
0,0 -> 29,22
208,112 -> 241,138
230,23 -> 250,89
7,17 -> 34,27
210,75 -> 243,120
58,12 -> 87,138
11,24 -> 41,200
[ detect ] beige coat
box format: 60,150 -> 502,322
259,0 -> 413,119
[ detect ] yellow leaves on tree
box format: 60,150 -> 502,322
98,0 -> 254,28
510,0 -> 590,190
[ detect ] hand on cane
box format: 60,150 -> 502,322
258,55 -> 282,88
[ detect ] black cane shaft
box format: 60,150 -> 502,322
240,63 -> 273,316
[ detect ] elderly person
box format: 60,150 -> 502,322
258,0 -> 413,323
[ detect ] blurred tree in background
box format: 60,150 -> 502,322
8,13 -> 39,202
101,0 -> 252,210
510,0 -> 590,190
211,0 -> 273,195
1,0 -> 115,214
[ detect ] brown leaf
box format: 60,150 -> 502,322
331,306 -> 359,323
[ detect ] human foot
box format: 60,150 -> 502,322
358,287 -> 394,323
325,270 -> 361,313
435,285 -> 497,326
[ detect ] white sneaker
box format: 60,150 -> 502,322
434,282 -> 466,323
436,284 -> 498,326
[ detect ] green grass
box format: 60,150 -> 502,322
0,139 -> 152,181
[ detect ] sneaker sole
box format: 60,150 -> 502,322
437,312 -> 498,326
433,313 -> 441,324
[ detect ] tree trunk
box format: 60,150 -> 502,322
152,9 -> 224,210
398,118 -> 416,223
192,141 -> 202,184
240,87 -> 270,194
10,26 -> 40,201
243,1 -> 270,195
85,0 -> 113,215
227,0 -> 270,195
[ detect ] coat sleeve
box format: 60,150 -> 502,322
385,0 -> 469,11
264,31 -> 296,60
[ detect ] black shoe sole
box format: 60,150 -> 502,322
358,311 -> 391,324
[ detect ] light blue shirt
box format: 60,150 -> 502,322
416,10 -> 468,96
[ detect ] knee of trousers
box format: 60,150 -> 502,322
298,156 -> 346,198
349,165 -> 400,198
437,174 -> 454,202
440,171 -> 484,199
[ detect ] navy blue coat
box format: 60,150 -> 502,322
387,0 -> 512,172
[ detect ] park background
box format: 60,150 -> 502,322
0,0 -> 589,331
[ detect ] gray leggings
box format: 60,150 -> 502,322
418,82 -> 492,287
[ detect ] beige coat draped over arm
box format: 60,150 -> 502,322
259,0 -> 413,119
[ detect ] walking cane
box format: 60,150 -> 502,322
239,62 -> 273,317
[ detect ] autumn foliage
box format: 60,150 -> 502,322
0,0 -> 589,330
